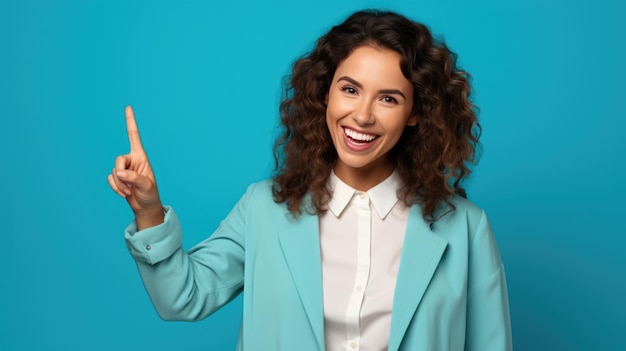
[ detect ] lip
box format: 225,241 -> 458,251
341,127 -> 379,152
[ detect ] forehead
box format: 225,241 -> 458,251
333,46 -> 411,89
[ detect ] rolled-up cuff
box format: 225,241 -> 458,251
124,206 -> 182,265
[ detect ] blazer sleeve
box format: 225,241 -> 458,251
464,210 -> 513,351
124,183 -> 256,321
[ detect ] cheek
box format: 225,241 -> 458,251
325,101 -> 343,125
325,110 -> 337,141
326,90 -> 353,119
325,105 -> 333,125
381,112 -> 411,134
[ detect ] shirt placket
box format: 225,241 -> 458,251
345,192 -> 371,351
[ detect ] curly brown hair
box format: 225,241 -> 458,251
272,9 -> 481,220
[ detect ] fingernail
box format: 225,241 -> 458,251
117,170 -> 127,178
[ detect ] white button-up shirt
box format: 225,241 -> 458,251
320,171 -> 409,351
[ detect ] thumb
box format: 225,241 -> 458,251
115,170 -> 153,193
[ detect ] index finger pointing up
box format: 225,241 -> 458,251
125,105 -> 143,151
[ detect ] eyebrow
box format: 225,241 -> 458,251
337,76 -> 407,100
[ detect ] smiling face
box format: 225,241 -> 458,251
326,45 -> 416,190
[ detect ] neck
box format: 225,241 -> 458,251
333,159 -> 394,192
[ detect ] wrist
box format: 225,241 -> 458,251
135,205 -> 165,231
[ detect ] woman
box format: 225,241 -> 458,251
108,10 -> 512,351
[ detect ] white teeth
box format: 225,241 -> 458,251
344,128 -> 376,142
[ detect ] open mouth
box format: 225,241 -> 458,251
343,127 -> 379,144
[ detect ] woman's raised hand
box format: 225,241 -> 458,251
108,106 -> 164,230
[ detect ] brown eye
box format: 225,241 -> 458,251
342,86 -> 357,94
382,96 -> 398,104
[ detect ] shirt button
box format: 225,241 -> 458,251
146,244 -> 152,251
356,285 -> 363,292
350,340 -> 358,349
359,192 -> 366,199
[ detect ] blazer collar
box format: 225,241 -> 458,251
388,203 -> 449,350
277,211 -> 325,350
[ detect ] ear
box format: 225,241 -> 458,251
407,114 -> 418,127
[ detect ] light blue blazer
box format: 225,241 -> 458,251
125,180 -> 512,350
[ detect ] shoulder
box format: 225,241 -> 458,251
429,194 -> 493,246
233,179 -> 307,234
239,179 -> 289,215
449,194 -> 483,215
427,195 -> 504,273
437,195 -> 486,226
242,179 -> 274,200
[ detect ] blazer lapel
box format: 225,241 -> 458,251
278,212 -> 325,350
388,204 -> 449,351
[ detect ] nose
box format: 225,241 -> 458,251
352,98 -> 375,126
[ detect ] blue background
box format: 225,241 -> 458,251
1,0 -> 624,350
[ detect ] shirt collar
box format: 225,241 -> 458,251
327,171 -> 402,219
